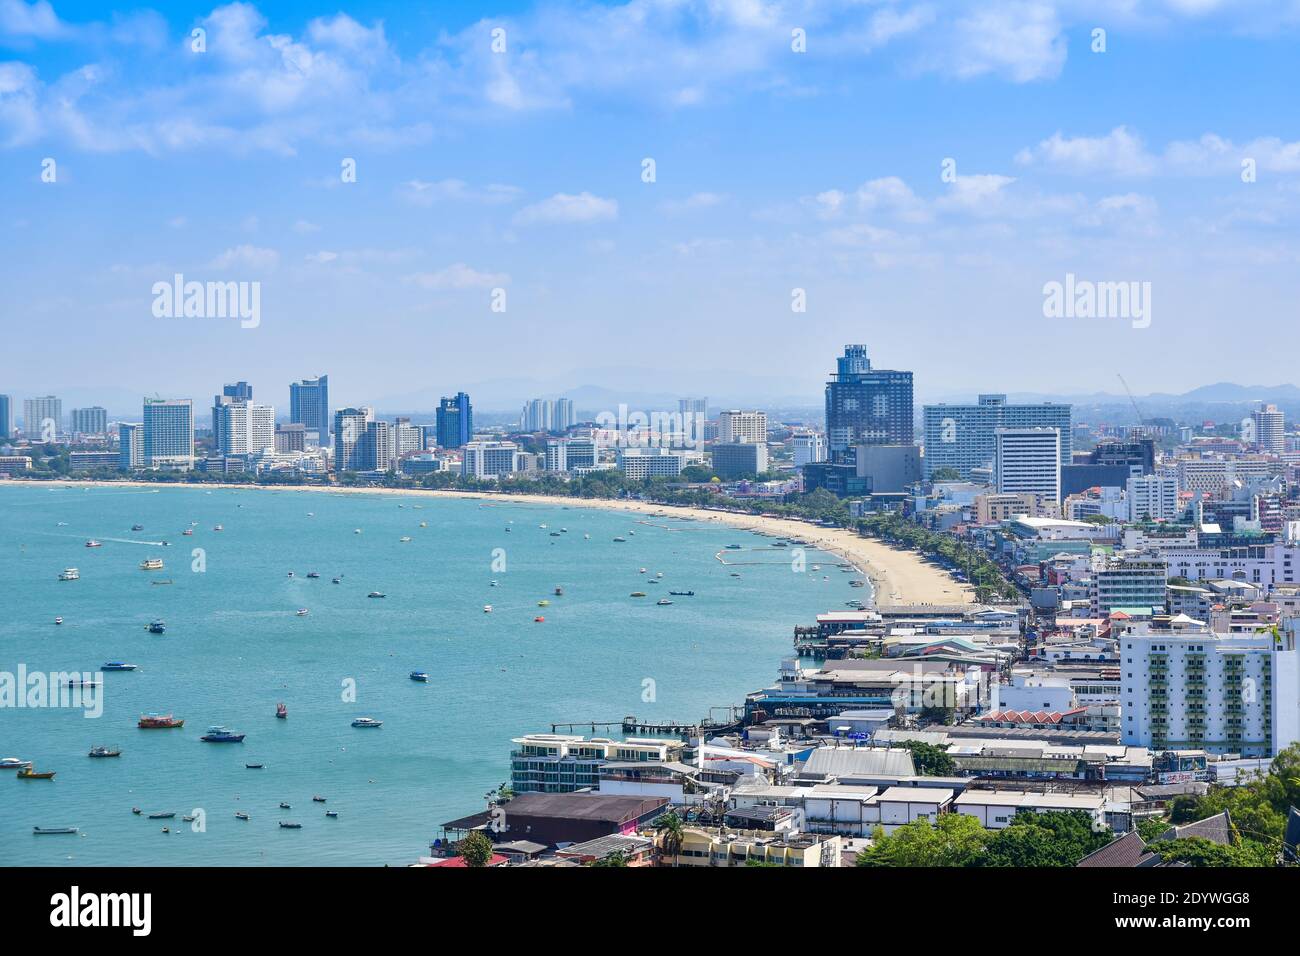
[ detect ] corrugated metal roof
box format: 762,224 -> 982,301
801,747 -> 916,779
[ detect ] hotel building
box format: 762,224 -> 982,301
824,344 -> 913,462
289,375 -> 329,445
142,398 -> 194,470
509,734 -> 686,794
994,426 -> 1062,504
923,394 -> 1073,480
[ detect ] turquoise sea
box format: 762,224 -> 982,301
0,484 -> 862,866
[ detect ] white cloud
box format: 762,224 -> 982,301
404,263 -> 508,289
659,191 -> 727,214
398,178 -> 522,206
1016,126 -> 1157,175
0,0 -> 69,40
514,191 -> 618,226
209,244 -> 279,270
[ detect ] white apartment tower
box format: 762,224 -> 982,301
1127,475 -> 1180,523
994,426 -> 1061,504
718,409 -> 768,444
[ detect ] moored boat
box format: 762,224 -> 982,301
54,617 -> 63,625
199,726 -> 245,743
33,826 -> 78,835
88,746 -> 121,758
102,662 -> 137,671
235,811 -> 250,820
279,821 -> 302,829
138,713 -> 184,729
1,757 -> 32,771
139,558 -> 164,571
58,568 -> 80,581
409,671 -> 429,682
148,811 -> 175,819
147,620 -> 166,634
16,769 -> 56,779
350,717 -> 382,728
276,702 -> 287,719
367,591 -> 385,599
85,540 -> 102,548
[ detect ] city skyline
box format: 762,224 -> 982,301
5,1 -> 1300,399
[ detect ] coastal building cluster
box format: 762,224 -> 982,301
8,343 -> 1300,867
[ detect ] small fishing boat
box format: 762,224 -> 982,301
200,726 -> 245,743
630,591 -> 646,598
139,558 -> 164,571
147,620 -> 166,634
613,537 -> 626,542
554,586 -> 563,596
409,671 -> 429,682
182,814 -> 196,823
668,591 -> 695,597
325,810 -> 339,818
279,822 -> 302,829
213,524 -> 223,531
287,571 -> 295,578
331,577 -> 341,584
312,795 -> 326,803
151,579 -> 173,586
54,616 -> 63,625
534,616 -> 545,623
131,807 -> 142,815
85,540 -> 102,548
549,531 -> 561,537
182,529 -> 193,536
399,536 -> 412,543
353,528 -> 362,535
148,811 -> 175,819
367,591 -> 385,599
131,524 -> 144,532
351,717 -> 383,728
279,802 -> 291,810
33,826 -> 78,835
246,764 -> 264,770
657,599 -> 673,606
306,572 -> 320,579
235,811 -> 250,820
66,678 -> 101,688
276,702 -> 287,719
88,746 -> 121,758
296,608 -> 309,616
16,769 -> 56,780
537,600 -> 550,607
58,568 -> 80,581
639,568 -> 647,574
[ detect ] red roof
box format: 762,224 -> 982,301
422,853 -> 508,868
984,707 -> 1086,725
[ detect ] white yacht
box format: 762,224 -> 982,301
58,568 -> 80,581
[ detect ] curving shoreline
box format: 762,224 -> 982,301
1,478 -> 973,606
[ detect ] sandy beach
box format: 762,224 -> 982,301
3,479 -> 972,606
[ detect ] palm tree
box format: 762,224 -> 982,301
655,810 -> 685,864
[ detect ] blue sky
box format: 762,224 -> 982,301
4,0 -> 1300,412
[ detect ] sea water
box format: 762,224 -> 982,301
0,485 -> 865,865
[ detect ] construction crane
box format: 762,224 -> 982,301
1116,373 -> 1147,428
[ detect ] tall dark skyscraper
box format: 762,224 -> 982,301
289,375 -> 329,444
824,344 -> 913,462
0,394 -> 12,439
436,393 -> 473,449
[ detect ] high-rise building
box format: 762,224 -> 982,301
332,407 -> 373,472
711,441 -> 768,479
0,394 -> 11,439
1127,475 -> 1179,523
1121,624 -> 1299,757
616,447 -> 690,480
391,418 -> 423,460
23,395 -> 62,441
359,420 -> 392,472
519,398 -> 575,433
437,393 -> 473,448
462,440 -> 518,478
70,406 -> 108,436
290,376 -> 329,446
791,433 -> 827,467
118,423 -> 143,471
824,345 -> 912,463
679,397 -> 708,418
717,410 -> 768,445
216,402 -> 275,456
922,395 -> 1072,480
275,423 -> 307,453
142,398 -> 194,469
212,382 -> 254,449
1253,404 -> 1285,455
546,436 -> 596,471
994,426 -> 1061,503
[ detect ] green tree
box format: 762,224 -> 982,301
899,740 -> 956,776
856,814 -> 990,867
458,830 -> 495,868
655,810 -> 685,860
590,851 -> 629,867
1155,837 -> 1272,868
981,811 -> 1111,867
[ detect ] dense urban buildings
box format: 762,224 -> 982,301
717,409 -> 768,445
520,397 -> 575,432
69,406 -> 108,436
23,395 -> 62,441
141,398 -> 194,469
994,426 -> 1062,504
333,406 -> 373,472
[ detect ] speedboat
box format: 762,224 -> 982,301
534,616 -> 545,623
139,558 -> 164,571
199,726 -> 245,743
58,568 -> 80,581
325,810 -> 339,818
102,662 -> 137,671
537,600 -> 550,607
399,536 -> 412,543
353,528 -> 362,535
147,620 -> 166,634
213,525 -> 223,531
306,572 -> 320,579
367,591 -> 385,599
287,571 -> 295,578
296,608 -> 309,616
88,746 -> 121,758
331,577 -> 341,584
1,757 -> 32,771
613,537 -> 626,542
657,599 -> 673,606
350,717 -> 382,728
85,540 -> 102,548
182,529 -> 193,536
235,811 -> 250,820
131,524 -> 144,532
279,802 -> 291,809
409,671 -> 429,682
33,826 -> 79,835
483,605 -> 493,613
